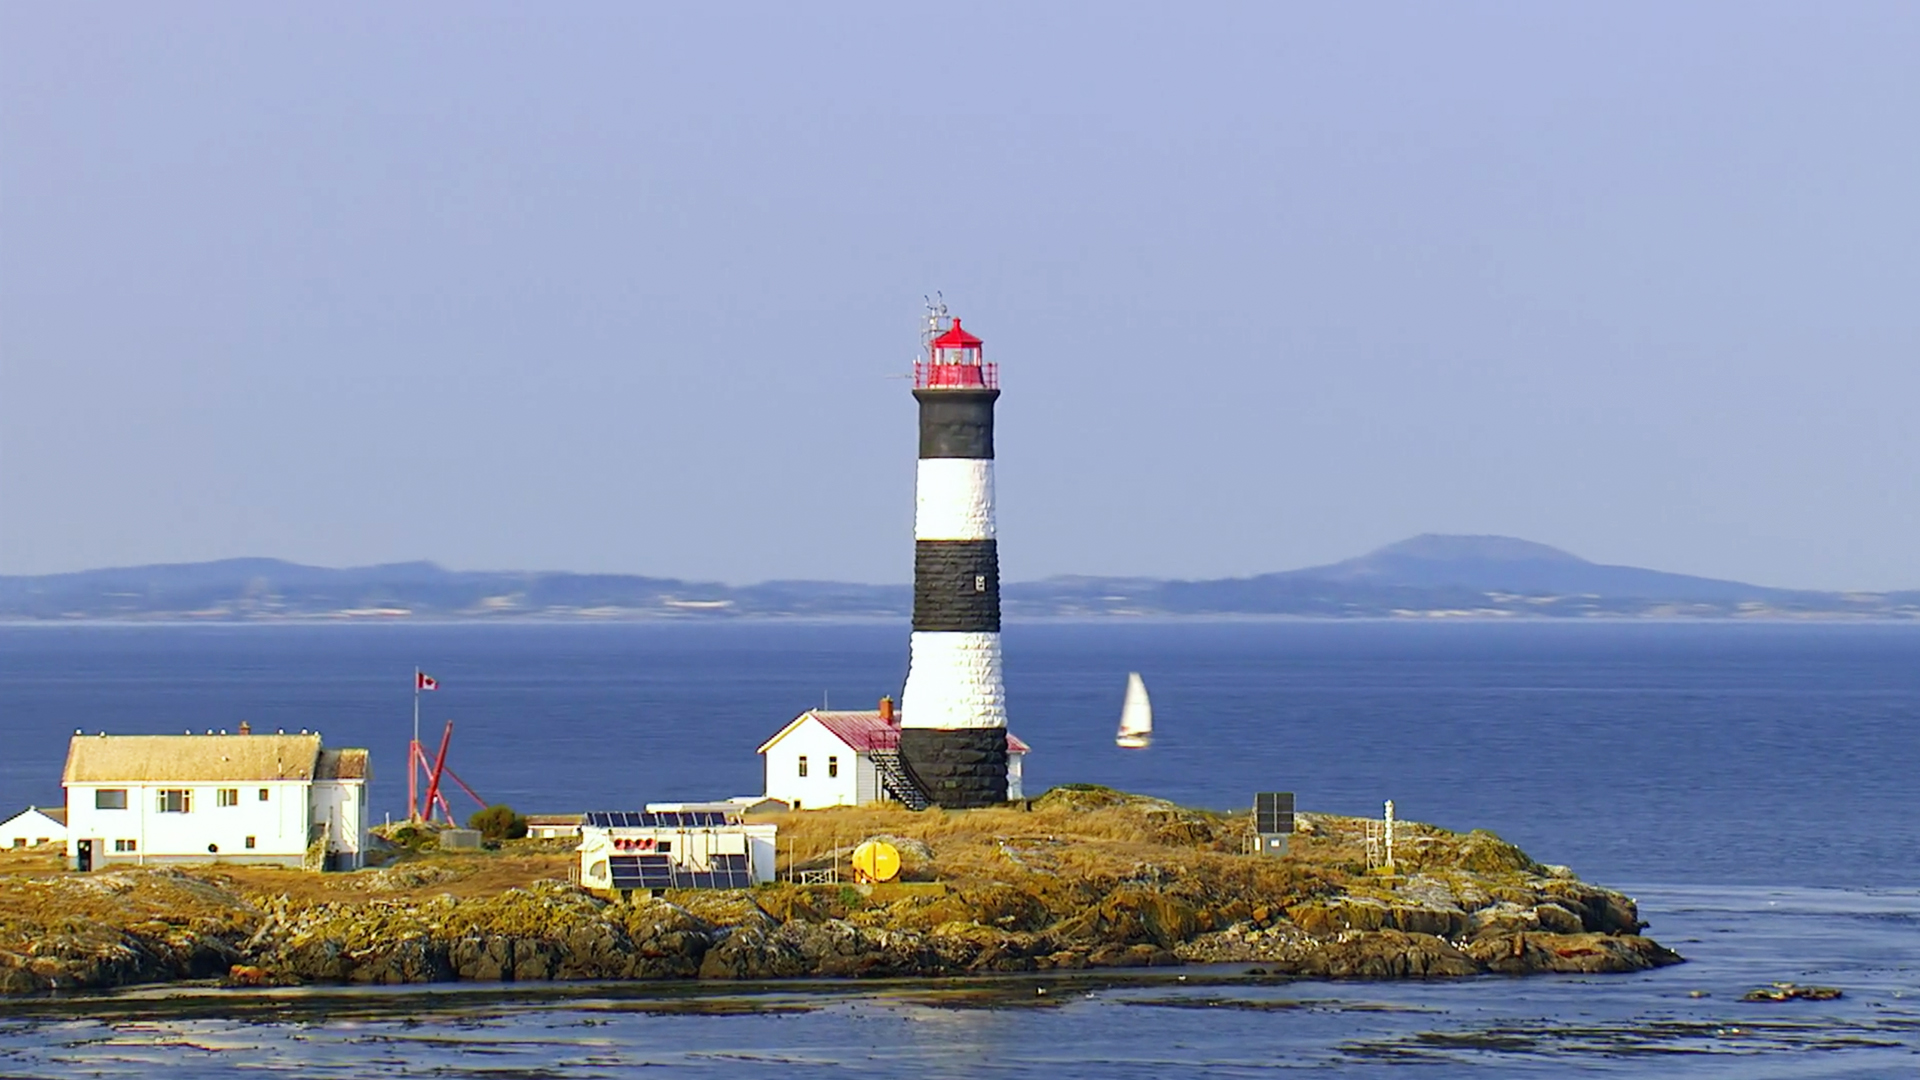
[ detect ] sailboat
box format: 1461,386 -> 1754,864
1116,672 -> 1152,749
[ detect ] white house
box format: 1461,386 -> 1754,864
62,731 -> 371,871
757,703 -> 1028,810
576,810 -> 777,894
2,806 -> 67,849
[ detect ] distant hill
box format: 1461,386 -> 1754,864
0,558 -> 904,621
1284,534 -> 1789,600
4,537 -> 1917,621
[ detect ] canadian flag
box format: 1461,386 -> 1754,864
416,672 -> 439,691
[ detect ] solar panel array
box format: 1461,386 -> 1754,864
608,853 -> 753,891
585,810 -> 735,829
1255,792 -> 1295,835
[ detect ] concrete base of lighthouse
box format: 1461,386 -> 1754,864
898,728 -> 1008,808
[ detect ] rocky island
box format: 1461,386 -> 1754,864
0,787 -> 1679,995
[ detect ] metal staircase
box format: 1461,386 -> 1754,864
869,750 -> 931,811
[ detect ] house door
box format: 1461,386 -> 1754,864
76,839 -> 93,872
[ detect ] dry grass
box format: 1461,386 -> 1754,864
764,799 -> 1193,880
0,846 -> 65,876
1,789 -> 1537,937
0,845 -> 575,934
204,851 -> 575,904
760,788 -> 1348,902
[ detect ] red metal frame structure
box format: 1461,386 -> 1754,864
914,316 -> 997,389
408,720 -> 490,824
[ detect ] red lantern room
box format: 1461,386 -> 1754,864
915,316 -> 998,389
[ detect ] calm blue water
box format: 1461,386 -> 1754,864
4,621 -> 1917,885
3,621 -> 1918,1075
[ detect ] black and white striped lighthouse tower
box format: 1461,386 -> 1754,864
897,306 -> 1008,808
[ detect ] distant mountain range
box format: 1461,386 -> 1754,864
3,536 -> 1916,621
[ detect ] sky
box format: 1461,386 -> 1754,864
2,3 -> 1917,591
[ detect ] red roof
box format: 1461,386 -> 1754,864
930,317 -> 982,350
800,710 -> 1029,754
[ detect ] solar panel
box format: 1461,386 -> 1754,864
609,853 -> 676,890
588,811 -> 650,829
587,809 -> 743,831
710,854 -> 752,888
607,852 -> 757,890
1255,792 -> 1295,835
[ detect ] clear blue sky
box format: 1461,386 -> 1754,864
3,3 -> 1916,590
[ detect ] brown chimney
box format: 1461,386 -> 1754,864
238,721 -> 251,735
878,696 -> 896,725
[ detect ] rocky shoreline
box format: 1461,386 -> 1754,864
0,788 -> 1681,995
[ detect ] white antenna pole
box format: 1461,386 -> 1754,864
1384,799 -> 1396,874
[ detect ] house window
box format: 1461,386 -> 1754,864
157,789 -> 192,813
828,755 -> 839,778
35,838 -> 48,846
259,788 -> 270,801
9,839 -> 22,849
798,755 -> 808,777
217,789 -> 239,807
245,836 -> 256,850
114,839 -> 137,852
95,789 -> 128,810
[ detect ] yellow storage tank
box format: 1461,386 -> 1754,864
851,839 -> 901,883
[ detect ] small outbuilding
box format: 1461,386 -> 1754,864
577,810 -> 776,894
62,731 -> 370,871
2,806 -> 67,849
523,813 -> 585,840
758,702 -> 1028,810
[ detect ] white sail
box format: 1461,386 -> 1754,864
1116,672 -> 1152,748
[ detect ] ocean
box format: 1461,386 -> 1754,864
2,620 -> 1917,1076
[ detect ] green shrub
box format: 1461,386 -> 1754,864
468,804 -> 529,841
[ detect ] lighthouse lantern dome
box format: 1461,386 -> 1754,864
917,317 -> 997,389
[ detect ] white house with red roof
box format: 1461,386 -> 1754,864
757,698 -> 1028,810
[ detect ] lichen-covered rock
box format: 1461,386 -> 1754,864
1049,885 -> 1199,948
1294,930 -> 1482,979
1467,932 -> 1681,974
1286,898 -> 1470,940
1451,831 -> 1542,875
697,925 -> 802,979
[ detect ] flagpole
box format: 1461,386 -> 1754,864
411,667 -> 421,821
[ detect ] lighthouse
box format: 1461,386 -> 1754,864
897,306 -> 1009,808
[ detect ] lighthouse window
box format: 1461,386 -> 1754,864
798,756 -> 809,778
975,575 -> 987,592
